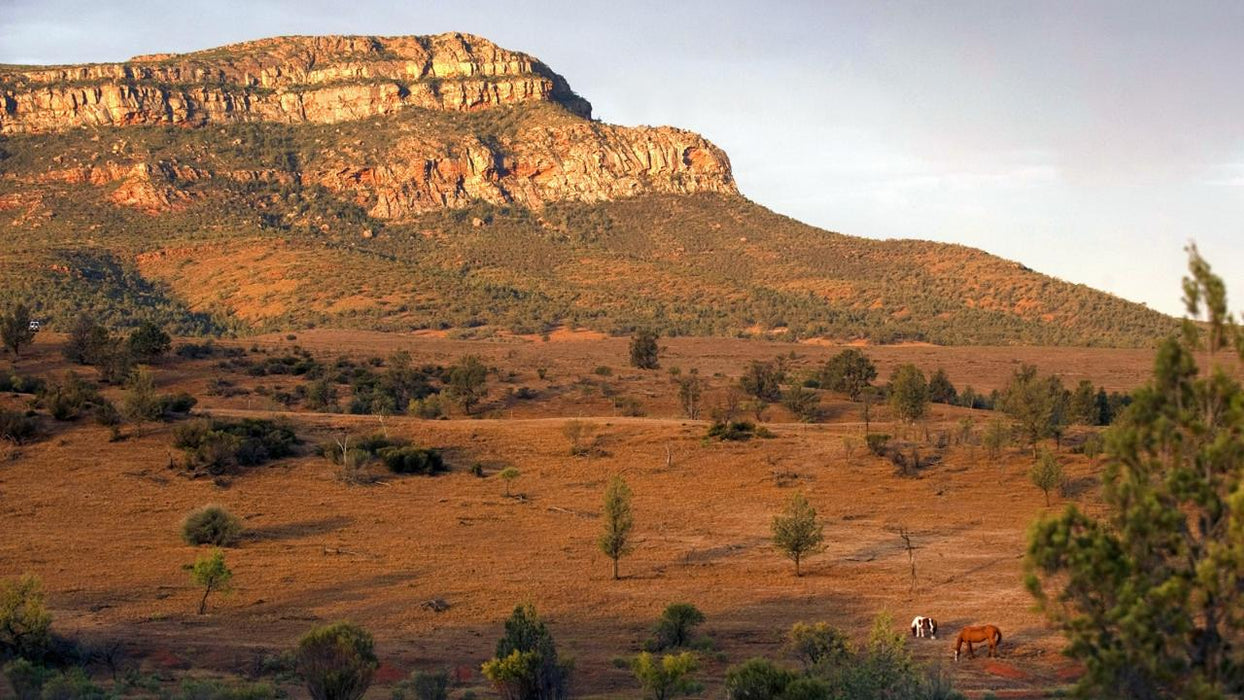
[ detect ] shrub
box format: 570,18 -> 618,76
723,658 -> 795,699
864,433 -> 891,456
0,574 -> 52,659
629,329 -> 660,370
481,605 -> 570,700
296,622 -> 378,700
3,657 -> 51,699
182,506 -> 244,547
0,410 -> 39,445
632,651 -> 700,700
0,372 -> 45,394
34,667 -> 106,699
174,418 -> 298,473
650,603 -> 705,651
378,446 -> 445,475
784,622 -> 851,670
706,420 -> 755,442
173,678 -> 280,699
127,321 -> 171,362
391,670 -> 449,700
159,392 -> 198,415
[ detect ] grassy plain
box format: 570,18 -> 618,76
0,331 -> 1163,697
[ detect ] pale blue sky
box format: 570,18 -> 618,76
3,0 -> 1242,316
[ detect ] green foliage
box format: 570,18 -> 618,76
35,667 -> 109,700
121,367 -> 162,432
62,315 -> 112,366
447,355 -> 488,414
888,364 -> 929,423
650,603 -> 706,651
781,385 -> 820,422
784,622 -> 851,670
295,622 -> 379,700
598,475 -> 634,580
675,373 -> 705,419
1000,364 -> 1068,453
706,420 -> 756,442
499,467 -> 521,496
0,410 -> 40,445
181,505 -> 244,547
631,651 -> 700,700
481,605 -> 570,700
3,657 -> 52,699
171,678 -> 280,699
740,360 -> 785,403
927,368 -> 957,405
629,329 -> 660,370
723,657 -> 797,699
1028,449 -> 1064,507
126,321 -> 171,362
377,445 -> 445,475
187,549 -> 232,615
0,304 -> 36,359
173,418 -> 299,474
819,349 -> 876,400
982,418 -> 1010,460
0,371 -> 45,394
864,433 -> 890,457
391,670 -> 449,700
1026,248 -> 1244,698
771,494 -> 825,576
39,373 -> 104,421
0,574 -> 52,660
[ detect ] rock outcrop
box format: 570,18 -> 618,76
1,33 -> 736,215
0,34 -> 590,133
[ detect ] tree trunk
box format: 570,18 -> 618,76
795,554 -> 802,577
612,557 -> 619,580
198,585 -> 211,615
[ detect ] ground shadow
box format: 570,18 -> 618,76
244,515 -> 354,542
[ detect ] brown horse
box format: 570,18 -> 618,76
953,625 -> 1002,660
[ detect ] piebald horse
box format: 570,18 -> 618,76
910,616 -> 937,639
953,624 -> 1002,660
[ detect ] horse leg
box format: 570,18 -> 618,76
967,641 -> 975,658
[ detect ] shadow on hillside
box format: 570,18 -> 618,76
245,515 -> 354,542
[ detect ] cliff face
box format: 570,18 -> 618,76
0,33 -> 735,215
0,34 -> 591,132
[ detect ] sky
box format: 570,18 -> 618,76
2,0 -> 1242,316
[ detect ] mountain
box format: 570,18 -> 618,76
0,34 -> 1175,345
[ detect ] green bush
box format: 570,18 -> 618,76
650,603 -> 705,651
707,420 -> 755,442
723,658 -> 796,699
391,670 -> 449,700
296,622 -> 378,700
172,677 -> 280,700
378,446 -> 445,475
864,434 -> 891,456
0,574 -> 51,659
174,418 -> 299,474
0,410 -> 40,445
3,657 -> 51,699
181,506 -> 244,547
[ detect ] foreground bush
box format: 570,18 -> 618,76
0,410 -> 39,445
649,603 -> 705,651
174,418 -> 298,474
391,670 -> 449,700
481,605 -> 571,700
296,622 -> 378,700
182,506 -> 244,547
0,574 -> 52,659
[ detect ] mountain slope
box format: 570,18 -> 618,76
0,34 -> 1175,346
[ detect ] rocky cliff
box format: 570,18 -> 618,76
0,33 -> 735,215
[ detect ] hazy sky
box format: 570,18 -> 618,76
3,0 -> 1242,316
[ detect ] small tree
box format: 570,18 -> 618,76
781,385 -> 820,422
0,304 -> 36,359
771,493 -> 825,576
784,621 -> 851,670
1068,379 -> 1099,425
740,360 -> 784,403
0,574 -> 52,659
820,349 -> 876,400
562,420 -> 592,456
127,321 -> 171,363
447,355 -> 488,414
181,505 -> 244,546
1029,449 -> 1064,506
927,368 -> 957,404
186,549 -> 232,615
499,467 -> 521,497
651,603 -> 705,650
481,605 -> 570,700
888,364 -> 929,423
122,366 -> 162,436
629,329 -> 660,370
296,622 -> 378,700
675,373 -> 704,419
598,475 -> 634,580
1001,364 -> 1067,456
982,417 -> 1010,460
63,314 -> 111,365
632,652 -> 699,700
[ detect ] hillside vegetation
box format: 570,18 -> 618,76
0,35 -> 1176,346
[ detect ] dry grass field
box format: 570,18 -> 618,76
0,331 -> 1164,698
